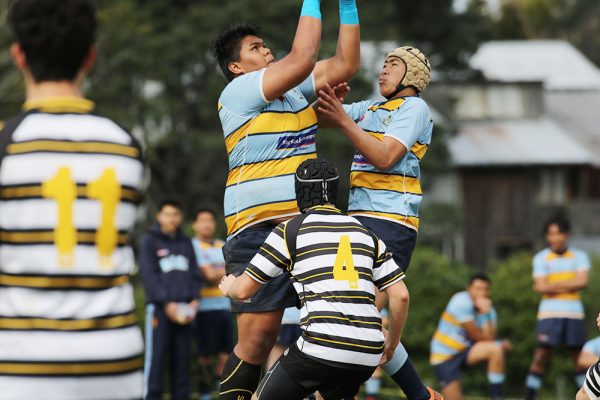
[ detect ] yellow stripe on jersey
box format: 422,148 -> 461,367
543,293 -> 581,301
200,287 -> 224,298
441,311 -> 461,327
226,153 -> 316,187
22,97 -> 95,114
0,230 -> 128,245
545,250 -> 576,261
0,184 -> 141,203
0,357 -> 143,376
348,211 -> 420,230
225,106 -> 317,154
0,274 -> 129,289
350,171 -> 422,195
430,353 -> 454,364
368,98 -> 405,112
305,333 -> 384,350
433,331 -> 468,351
7,140 -> 139,158
366,131 -> 384,141
0,313 -> 137,331
546,271 -> 577,283
225,200 -> 298,236
302,315 -> 382,327
411,142 -> 428,160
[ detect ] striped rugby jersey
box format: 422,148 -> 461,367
0,97 -> 144,399
218,69 -> 317,238
583,337 -> 600,357
533,247 -> 590,320
192,238 -> 230,312
343,96 -> 433,231
244,205 -> 405,368
430,291 -> 497,365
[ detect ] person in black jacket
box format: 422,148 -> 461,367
140,199 -> 202,400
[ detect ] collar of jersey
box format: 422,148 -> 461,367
23,96 -> 95,114
306,204 -> 343,215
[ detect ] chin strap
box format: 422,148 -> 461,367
385,84 -> 408,100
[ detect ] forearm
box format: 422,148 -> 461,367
340,118 -> 393,170
201,266 -> 225,285
291,1 -> 323,68
480,321 -> 496,340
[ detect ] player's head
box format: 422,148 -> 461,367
544,217 -> 570,252
8,0 -> 97,85
467,272 -> 491,300
379,46 -> 431,100
213,22 -> 274,82
193,208 -> 217,240
295,158 -> 339,212
157,199 -> 183,235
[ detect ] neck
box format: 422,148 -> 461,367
196,235 -> 213,243
389,88 -> 417,100
25,81 -> 83,103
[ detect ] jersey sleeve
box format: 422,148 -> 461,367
533,252 -> 547,278
244,223 -> 291,284
583,338 -> 600,356
219,69 -> 270,116
448,294 -> 476,323
297,73 -> 316,99
384,98 -> 430,150
372,239 -> 406,291
576,250 -> 591,272
343,100 -> 375,123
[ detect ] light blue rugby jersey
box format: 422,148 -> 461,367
192,238 -> 230,312
218,69 -> 317,237
342,96 -> 433,231
583,337 -> 600,357
430,291 -> 497,365
533,247 -> 590,320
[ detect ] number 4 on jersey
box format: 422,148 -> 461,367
333,235 -> 359,289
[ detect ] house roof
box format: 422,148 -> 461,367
449,118 -> 596,167
470,40 -> 600,90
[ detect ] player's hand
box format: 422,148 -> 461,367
379,341 -> 395,366
332,82 -> 350,103
474,297 -> 492,314
596,312 -> 600,331
164,302 -> 179,323
219,274 -> 237,297
317,83 -> 353,128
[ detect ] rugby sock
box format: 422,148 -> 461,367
219,353 -> 261,400
525,372 -> 543,400
487,372 -> 504,399
365,377 -> 381,399
300,0 -> 322,20
339,0 -> 359,24
382,345 -> 429,400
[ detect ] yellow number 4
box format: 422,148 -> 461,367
333,235 -> 359,289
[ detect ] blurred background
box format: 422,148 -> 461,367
1,0 -> 599,398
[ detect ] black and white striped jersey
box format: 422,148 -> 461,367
0,97 -> 144,400
585,361 -> 600,400
245,205 -> 405,368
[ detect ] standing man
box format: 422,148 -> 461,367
525,218 -> 590,400
219,159 -> 410,400
577,313 -> 600,400
316,47 -> 441,400
213,1 -> 361,398
140,199 -> 202,400
0,1 -> 144,398
191,209 -> 233,400
430,274 -> 511,400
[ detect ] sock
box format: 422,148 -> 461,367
575,371 -> 586,387
525,372 -> 543,400
219,353 -> 261,400
198,363 -> 213,395
382,345 -> 428,400
488,372 -> 504,399
339,0 -> 359,24
365,377 -> 381,397
300,0 -> 321,20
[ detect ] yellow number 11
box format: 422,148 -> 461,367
42,167 -> 121,268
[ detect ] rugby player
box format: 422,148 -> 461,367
213,0 -> 361,398
0,0 -> 144,398
316,47 -> 441,399
576,313 -> 600,400
219,159 -> 410,400
525,218 -> 590,400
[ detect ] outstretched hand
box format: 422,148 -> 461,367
317,83 -> 352,128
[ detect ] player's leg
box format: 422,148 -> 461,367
466,341 -> 505,400
525,318 -> 560,399
194,311 -> 216,400
433,351 -> 468,400
253,358 -> 314,400
144,304 -> 171,400
567,319 -> 588,388
216,310 -> 236,383
170,322 -> 192,400
319,367 -> 375,400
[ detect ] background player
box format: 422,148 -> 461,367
316,47 -> 440,400
579,335 -> 600,372
191,208 -> 233,400
430,274 -> 511,400
0,0 -> 144,398
213,1 -> 361,398
577,313 -> 600,400
525,218 -> 590,399
219,159 -> 410,400
266,307 -> 303,370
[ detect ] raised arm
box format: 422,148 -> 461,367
312,0 -> 361,92
262,0 -> 322,101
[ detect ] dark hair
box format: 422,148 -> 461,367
194,208 -> 217,220
212,22 -> 261,81
8,0 -> 97,82
543,217 -> 570,235
158,198 -> 183,212
468,272 -> 491,286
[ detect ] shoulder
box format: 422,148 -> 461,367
449,291 -> 473,309
534,248 -> 550,261
570,248 -> 588,257
396,96 -> 430,116
220,69 -> 265,100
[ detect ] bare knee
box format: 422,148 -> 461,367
531,348 -> 551,372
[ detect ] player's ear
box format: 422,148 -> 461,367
228,61 -> 243,77
74,47 -> 97,86
10,43 -> 27,72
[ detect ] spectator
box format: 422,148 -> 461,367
140,199 -> 202,400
